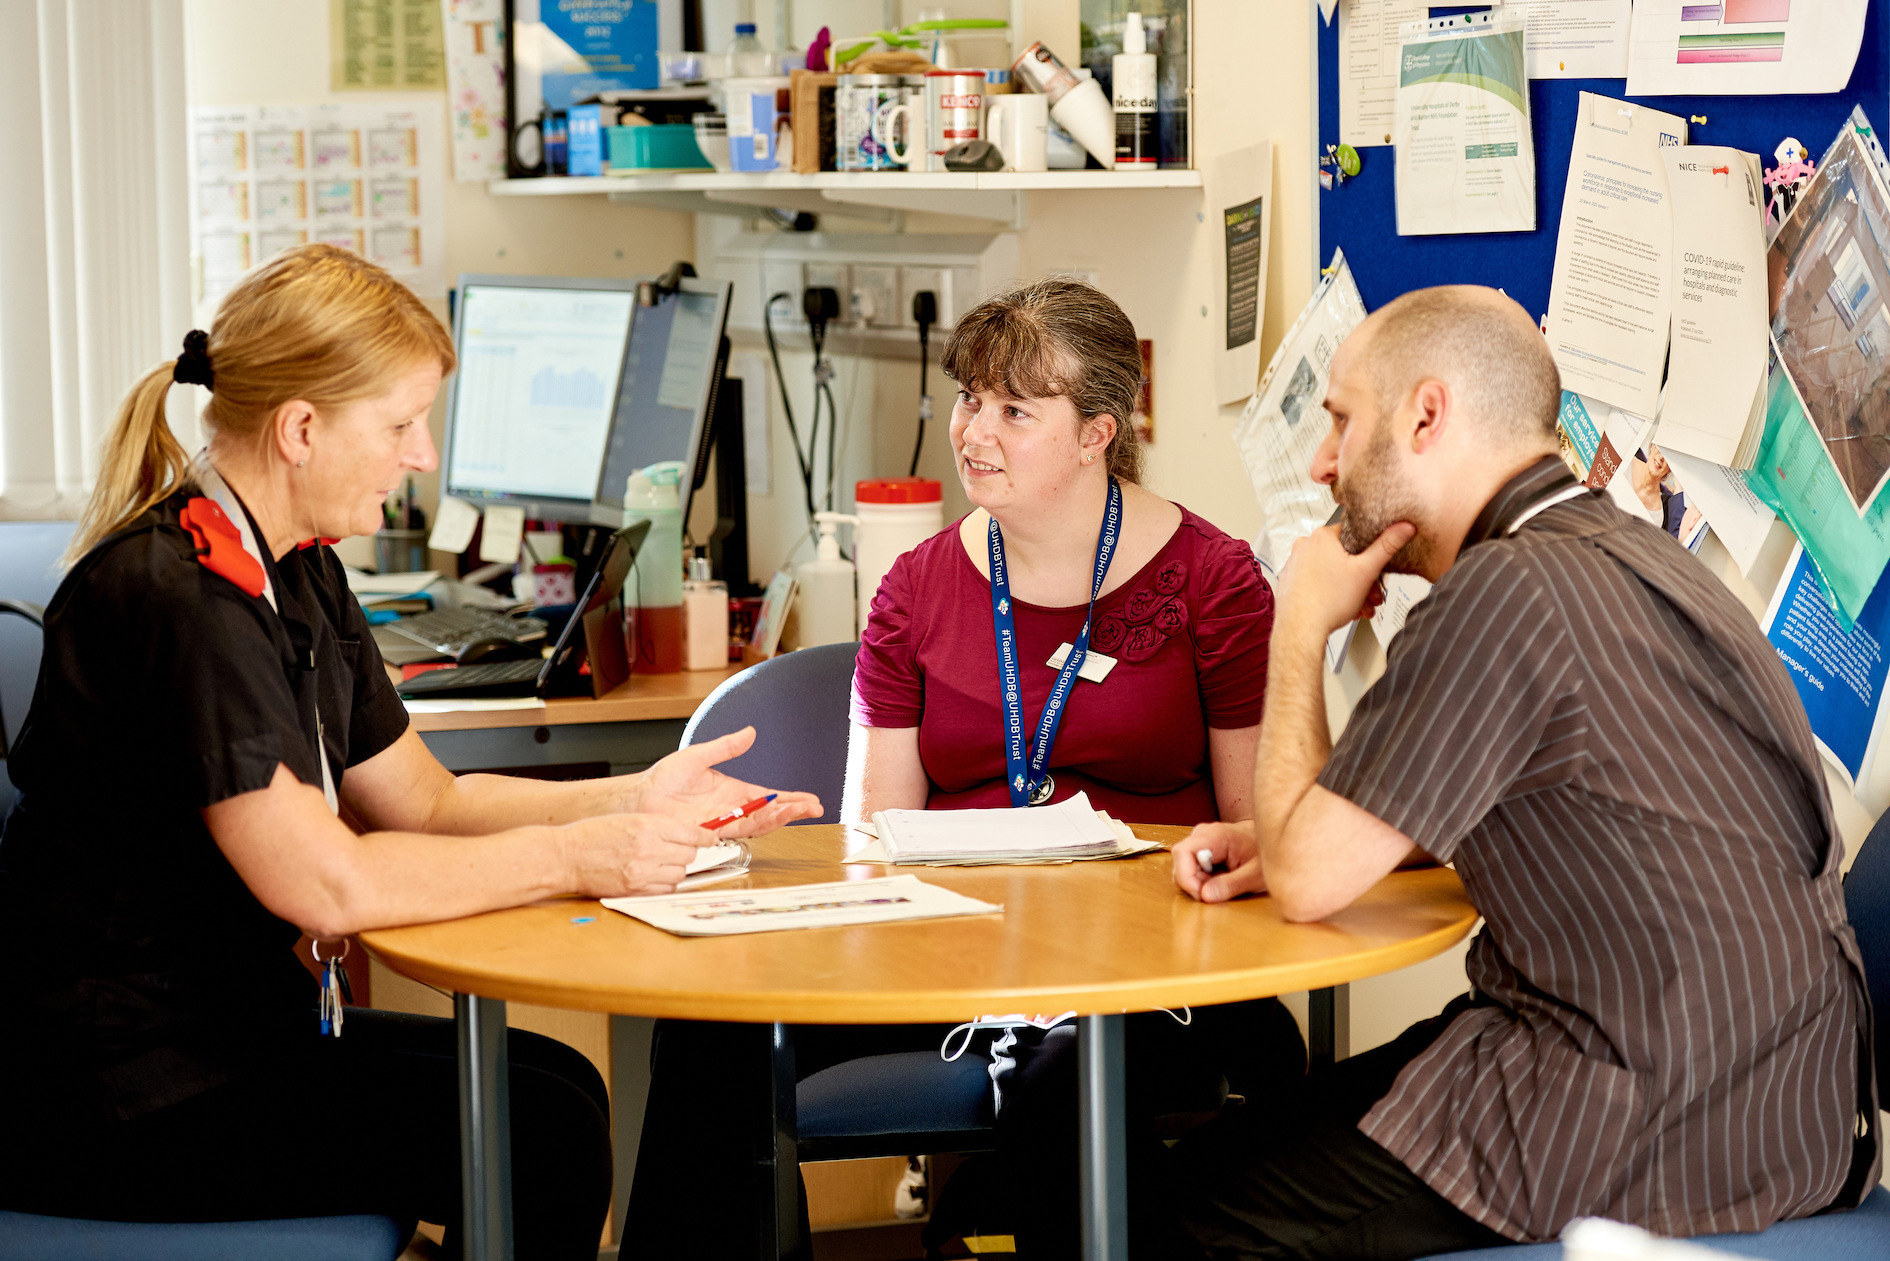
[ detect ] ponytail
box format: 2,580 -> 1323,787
61,243 -> 453,570
62,364 -> 192,566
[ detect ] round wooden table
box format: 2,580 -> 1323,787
361,824 -> 1478,1261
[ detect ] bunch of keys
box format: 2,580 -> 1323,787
313,938 -> 353,1038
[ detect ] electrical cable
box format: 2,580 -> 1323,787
908,291 -> 938,477
763,292 -> 818,525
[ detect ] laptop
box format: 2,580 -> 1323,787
395,520 -> 651,702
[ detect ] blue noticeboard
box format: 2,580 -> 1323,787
540,0 -> 659,106
1314,0 -> 1890,319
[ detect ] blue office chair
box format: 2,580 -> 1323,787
677,642 -> 998,1259
0,597 -> 45,818
0,1211 -> 413,1261
1421,812 -> 1890,1260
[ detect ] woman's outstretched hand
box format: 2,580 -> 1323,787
637,727 -> 824,835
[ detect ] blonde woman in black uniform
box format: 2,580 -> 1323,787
0,244 -> 817,1257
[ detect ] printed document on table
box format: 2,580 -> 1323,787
1394,9 -> 1536,236
1626,0 -> 1866,97
1762,543 -> 1890,789
602,875 -> 1001,937
1518,0 -> 1632,78
1340,0 -> 1426,147
1656,146 -> 1769,468
1235,251 -> 1367,576
1544,93 -> 1687,417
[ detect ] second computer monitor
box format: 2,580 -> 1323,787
443,274 -> 640,523
594,277 -> 732,523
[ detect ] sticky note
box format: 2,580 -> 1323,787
429,495 -> 480,554
478,505 -> 526,564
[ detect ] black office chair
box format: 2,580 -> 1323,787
676,643 -> 999,1260
0,597 -> 45,819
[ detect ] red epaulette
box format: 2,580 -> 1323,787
179,497 -> 266,598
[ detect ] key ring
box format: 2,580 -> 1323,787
311,937 -> 351,965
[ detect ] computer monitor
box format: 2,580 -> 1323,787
442,274 -> 641,523
593,277 -> 733,525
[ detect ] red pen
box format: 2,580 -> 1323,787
699,794 -> 777,831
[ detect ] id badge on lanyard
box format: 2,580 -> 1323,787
989,478 -> 1122,807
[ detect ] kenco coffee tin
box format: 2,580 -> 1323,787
923,70 -> 985,172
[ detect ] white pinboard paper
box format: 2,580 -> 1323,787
1394,9 -> 1537,237
1518,0 -> 1632,79
1339,0 -> 1427,147
1659,444 -> 1776,574
1656,147 -> 1769,467
1544,93 -> 1687,417
603,875 -> 1001,937
1626,0 -> 1866,97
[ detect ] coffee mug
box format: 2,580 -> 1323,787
985,93 -> 1048,172
871,99 -> 920,168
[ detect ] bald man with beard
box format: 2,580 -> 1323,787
1147,286 -> 1878,1258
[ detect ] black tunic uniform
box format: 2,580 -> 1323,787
0,484 -> 408,1122
0,479 -> 612,1255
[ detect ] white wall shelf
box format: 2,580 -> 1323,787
487,169 -> 1204,226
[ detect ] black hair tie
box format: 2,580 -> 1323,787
173,329 -> 214,389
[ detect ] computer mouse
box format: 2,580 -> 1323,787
944,139 -> 1005,172
455,636 -> 539,666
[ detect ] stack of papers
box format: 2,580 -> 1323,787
602,875 -> 1000,937
857,793 -> 1164,866
681,841 -> 751,890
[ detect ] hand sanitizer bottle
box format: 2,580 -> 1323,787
683,553 -> 731,670
794,512 -> 858,647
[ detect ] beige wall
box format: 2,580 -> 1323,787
184,0 -> 697,568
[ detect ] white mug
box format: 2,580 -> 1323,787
985,93 -> 1048,172
872,99 -> 920,168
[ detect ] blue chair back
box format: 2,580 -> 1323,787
1844,808 -> 1890,1090
679,642 -> 860,825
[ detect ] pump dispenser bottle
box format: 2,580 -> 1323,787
1112,13 -> 1157,168
794,512 -> 858,647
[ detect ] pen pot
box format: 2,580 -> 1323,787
375,528 -> 426,574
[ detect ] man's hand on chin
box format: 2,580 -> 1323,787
1275,521 -> 1417,642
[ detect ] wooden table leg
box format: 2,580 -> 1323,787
457,994 -> 513,1261
1078,1013 -> 1128,1261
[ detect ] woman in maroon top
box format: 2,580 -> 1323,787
847,282 -> 1273,821
837,279 -> 1304,1257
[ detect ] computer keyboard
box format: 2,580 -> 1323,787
395,658 -> 545,699
382,607 -> 548,656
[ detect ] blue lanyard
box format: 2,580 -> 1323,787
989,477 -> 1123,807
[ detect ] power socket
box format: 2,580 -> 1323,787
803,262 -> 849,307
899,266 -> 950,329
852,265 -> 899,329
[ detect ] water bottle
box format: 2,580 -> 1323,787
623,461 -> 686,673
727,23 -> 773,77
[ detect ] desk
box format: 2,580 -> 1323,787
399,664 -> 744,776
362,824 -> 1479,1261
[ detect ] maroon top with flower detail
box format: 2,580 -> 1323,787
849,508 -> 1274,823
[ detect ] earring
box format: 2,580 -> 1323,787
296,459 -> 306,467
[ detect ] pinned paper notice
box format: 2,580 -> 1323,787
429,495 -> 480,553
478,504 -> 526,564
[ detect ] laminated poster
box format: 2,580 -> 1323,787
1766,112 -> 1890,516
442,0 -> 508,182
1762,542 -> 1890,795
1393,8 -> 1536,237
1626,0 -> 1866,97
190,103 -> 447,306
